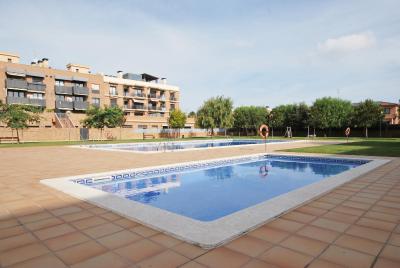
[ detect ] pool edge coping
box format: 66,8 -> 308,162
40,153 -> 390,248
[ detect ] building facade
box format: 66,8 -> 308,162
379,101 -> 399,125
0,51 -> 193,129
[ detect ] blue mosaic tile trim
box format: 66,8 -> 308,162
72,155 -> 369,186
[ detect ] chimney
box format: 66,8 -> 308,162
42,58 -> 49,68
31,61 -> 37,66
161,78 -> 167,84
117,71 -> 123,78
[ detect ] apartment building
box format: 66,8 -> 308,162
379,101 -> 399,125
0,51 -> 191,129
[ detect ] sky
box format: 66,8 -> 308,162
0,0 -> 399,111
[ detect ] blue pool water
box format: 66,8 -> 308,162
77,156 -> 367,221
87,139 -> 286,152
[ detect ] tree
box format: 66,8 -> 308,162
196,96 -> 233,136
233,106 -> 267,135
0,102 -> 42,143
353,99 -> 383,138
188,111 -> 196,118
310,97 -> 353,136
82,106 -> 125,140
168,109 -> 186,138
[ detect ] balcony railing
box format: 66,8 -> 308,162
55,100 -> 73,110
7,96 -> 46,107
73,86 -> 89,96
74,101 -> 88,110
133,92 -> 146,98
148,93 -> 158,99
6,78 -> 28,90
132,104 -> 147,110
27,83 -> 46,92
170,96 -> 177,101
55,85 -> 73,95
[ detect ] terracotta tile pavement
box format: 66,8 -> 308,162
0,143 -> 399,267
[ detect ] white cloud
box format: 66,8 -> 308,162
318,32 -> 376,53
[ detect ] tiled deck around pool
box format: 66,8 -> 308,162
0,141 -> 399,267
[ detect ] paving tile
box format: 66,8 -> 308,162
0,225 -> 26,239
296,205 -> 327,216
322,211 -> 359,224
373,257 -> 400,268
51,206 -> 83,216
320,245 -> 375,268
280,234 -> 328,256
388,233 -> 400,246
258,246 -> 313,268
172,242 -> 207,259
97,230 -> 142,249
71,216 -> 107,230
307,259 -> 345,268
60,210 -> 94,222
364,211 -> 400,223
55,240 -> 107,265
282,211 -> 316,223
248,226 -> 290,243
44,231 -> 90,251
334,234 -> 384,255
34,223 -> 75,240
333,205 -> 365,216
180,261 -> 207,268
82,222 -> 123,239
114,239 -> 164,263
0,243 -> 49,267
241,259 -> 279,268
311,217 -> 350,232
8,253 -> 67,268
0,218 -> 20,229
309,201 -> 336,210
130,225 -> 159,237
225,235 -> 272,257
380,244 -> 400,262
356,217 -> 397,232
0,233 -> 37,253
345,225 -> 391,243
24,217 -> 64,231
113,218 -> 139,228
150,233 -> 182,248
137,249 -> 189,268
195,247 -> 251,268
296,225 -> 340,243
18,211 -> 53,224
70,252 -> 129,268
99,212 -> 122,221
266,218 -> 304,233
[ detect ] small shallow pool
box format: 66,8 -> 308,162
77,139 -> 291,153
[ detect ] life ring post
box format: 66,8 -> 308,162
259,124 -> 269,153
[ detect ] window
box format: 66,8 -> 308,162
55,80 -> 64,86
32,77 -> 43,83
138,125 -> 147,129
110,99 -> 117,107
7,91 -> 25,98
56,95 -> 65,101
383,108 -> 391,115
74,96 -> 84,102
29,93 -> 44,99
74,82 -> 84,87
7,58 -> 12,63
109,86 -> 117,96
151,125 -> 158,129
75,69 -> 79,72
91,84 -> 100,93
92,98 -> 100,104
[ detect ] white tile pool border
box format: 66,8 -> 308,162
71,139 -> 304,154
40,153 -> 390,248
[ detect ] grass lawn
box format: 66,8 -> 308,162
283,138 -> 400,157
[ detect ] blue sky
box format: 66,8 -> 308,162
1,0 -> 399,111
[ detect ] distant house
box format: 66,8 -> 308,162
378,101 -> 399,125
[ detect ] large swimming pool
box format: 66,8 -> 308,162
77,155 -> 367,221
77,139 -> 292,153
42,154 -> 386,247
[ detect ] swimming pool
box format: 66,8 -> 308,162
76,139 -> 295,153
41,154 -> 388,248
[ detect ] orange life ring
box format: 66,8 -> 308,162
345,127 -> 350,136
259,124 -> 269,139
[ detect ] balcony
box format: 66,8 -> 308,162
74,101 -> 89,111
73,86 -> 89,96
133,104 -> 147,110
170,96 -> 178,101
148,93 -> 158,99
148,105 -> 159,111
28,98 -> 46,107
7,96 -> 46,107
133,92 -> 146,98
55,85 -> 73,95
27,83 -> 46,92
6,78 -> 28,90
55,100 -> 73,110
